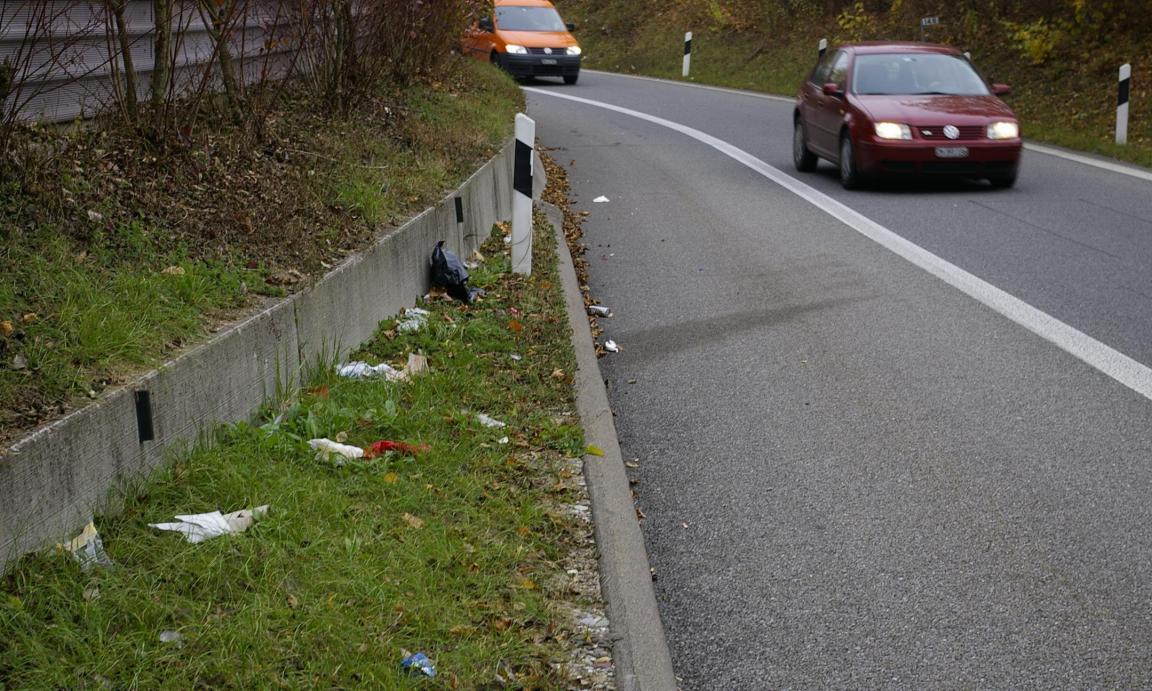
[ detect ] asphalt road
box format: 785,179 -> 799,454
527,71 -> 1152,689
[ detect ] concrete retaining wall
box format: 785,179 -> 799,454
0,140 -> 521,571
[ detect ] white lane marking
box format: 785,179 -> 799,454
526,87 -> 1152,403
581,70 -> 1152,183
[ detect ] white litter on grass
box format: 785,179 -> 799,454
604,340 -> 619,353
337,353 -> 429,382
57,522 -> 113,571
309,438 -> 365,464
477,413 -> 506,428
149,506 -> 270,544
587,305 -> 611,317
593,196 -> 610,203
159,631 -> 184,644
396,308 -> 431,333
338,361 -> 406,381
498,436 -> 510,445
510,354 -> 523,362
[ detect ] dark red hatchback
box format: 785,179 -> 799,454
793,42 -> 1021,189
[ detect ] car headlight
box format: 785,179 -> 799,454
874,122 -> 912,140
987,121 -> 1019,139
567,46 -> 582,56
505,44 -> 528,55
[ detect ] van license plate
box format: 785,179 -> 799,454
935,146 -> 969,158
541,58 -> 558,65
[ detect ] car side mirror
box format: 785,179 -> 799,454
822,82 -> 843,98
566,22 -> 577,32
991,83 -> 1011,96
478,17 -> 494,32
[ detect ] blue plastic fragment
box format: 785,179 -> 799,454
401,652 -> 436,678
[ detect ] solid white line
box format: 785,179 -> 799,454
580,70 -> 1152,183
526,86 -> 1152,403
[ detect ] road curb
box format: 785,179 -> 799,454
542,201 -> 679,691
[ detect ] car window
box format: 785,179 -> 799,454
852,53 -> 991,96
495,6 -> 567,31
809,51 -> 837,85
827,52 -> 850,88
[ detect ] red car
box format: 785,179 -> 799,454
793,42 -> 1021,189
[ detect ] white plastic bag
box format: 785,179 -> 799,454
150,505 -> 270,544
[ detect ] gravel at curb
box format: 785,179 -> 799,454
543,201 -> 679,691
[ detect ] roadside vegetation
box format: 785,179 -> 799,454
555,0 -> 1152,167
0,221 -> 610,687
1,31 -> 522,444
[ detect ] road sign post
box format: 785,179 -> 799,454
818,38 -> 828,61
683,32 -> 692,77
1117,63 -> 1131,146
920,15 -> 939,42
512,113 -> 535,275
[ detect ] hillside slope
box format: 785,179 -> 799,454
555,0 -> 1151,166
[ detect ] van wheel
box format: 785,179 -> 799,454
563,72 -> 579,85
490,51 -> 502,68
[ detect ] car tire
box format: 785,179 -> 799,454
988,173 -> 1017,189
793,120 -> 818,172
490,51 -> 502,69
564,72 -> 579,85
839,135 -> 864,190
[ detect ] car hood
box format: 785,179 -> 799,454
496,29 -> 578,49
855,94 -> 1015,124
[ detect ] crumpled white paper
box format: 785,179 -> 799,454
57,521 -> 113,570
476,413 -> 506,428
149,505 -> 270,544
396,308 -> 430,333
337,353 -> 429,382
309,438 -> 365,464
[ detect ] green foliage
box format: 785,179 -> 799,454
835,2 -> 878,42
1001,18 -> 1066,65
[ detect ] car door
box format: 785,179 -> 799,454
798,51 -> 834,152
809,50 -> 851,157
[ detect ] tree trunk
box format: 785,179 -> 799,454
111,0 -> 138,121
151,0 -> 171,118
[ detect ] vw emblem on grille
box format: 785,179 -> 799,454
544,47 -> 553,55
943,125 -> 960,140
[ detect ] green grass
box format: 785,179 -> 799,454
0,58 -> 524,438
0,219 -> 591,688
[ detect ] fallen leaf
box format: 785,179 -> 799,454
160,265 -> 185,276
518,577 -> 537,590
550,368 -> 565,380
585,444 -> 605,457
383,472 -> 399,484
516,526 -> 531,537
402,513 -> 424,530
12,354 -> 28,370
308,384 -> 330,399
508,319 -> 523,335
449,624 -> 475,636
0,321 -> 12,337
20,313 -> 37,324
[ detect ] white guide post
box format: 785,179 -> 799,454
682,32 -> 692,77
818,38 -> 827,60
1117,63 -> 1131,146
512,113 -> 535,275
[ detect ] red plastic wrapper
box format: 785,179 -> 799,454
364,440 -> 431,459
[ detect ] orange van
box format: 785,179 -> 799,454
462,0 -> 582,84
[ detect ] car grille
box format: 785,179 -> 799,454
918,125 -> 984,141
527,47 -> 567,55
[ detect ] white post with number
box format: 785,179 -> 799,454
683,32 -> 692,77
512,113 -> 535,275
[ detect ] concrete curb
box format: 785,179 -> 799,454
542,201 -> 678,691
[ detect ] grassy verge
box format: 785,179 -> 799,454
0,58 -> 523,444
557,2 -> 1152,168
0,216 -> 605,687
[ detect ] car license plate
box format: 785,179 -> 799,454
935,146 -> 969,158
541,58 -> 558,65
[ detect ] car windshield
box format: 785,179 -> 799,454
495,7 -> 567,31
852,53 -> 990,96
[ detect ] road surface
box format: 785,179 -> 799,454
527,71 -> 1152,688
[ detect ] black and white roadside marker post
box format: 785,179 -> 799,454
1117,63 -> 1131,146
683,31 -> 692,77
818,38 -> 827,60
512,112 -> 535,275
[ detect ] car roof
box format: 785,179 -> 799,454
494,0 -> 557,7
839,42 -> 962,56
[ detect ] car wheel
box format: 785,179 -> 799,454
988,173 -> 1017,189
793,120 -> 818,172
839,135 -> 864,190
564,72 -> 579,85
490,51 -> 502,69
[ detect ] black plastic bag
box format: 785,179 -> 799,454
431,240 -> 482,303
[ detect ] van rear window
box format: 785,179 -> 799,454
496,7 -> 567,31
